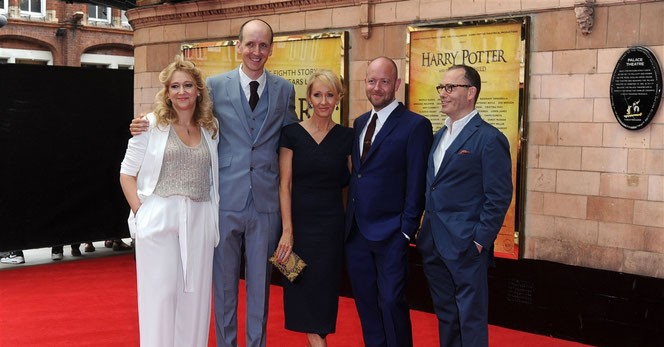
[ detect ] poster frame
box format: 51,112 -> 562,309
406,17 -> 530,259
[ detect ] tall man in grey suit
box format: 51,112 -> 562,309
131,19 -> 297,347
417,65 -> 512,347
206,19 -> 297,347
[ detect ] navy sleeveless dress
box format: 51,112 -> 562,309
279,123 -> 353,334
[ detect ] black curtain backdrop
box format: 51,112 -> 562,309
0,64 -> 133,251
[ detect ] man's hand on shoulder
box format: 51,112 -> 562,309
130,113 -> 149,136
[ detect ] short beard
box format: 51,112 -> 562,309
368,93 -> 394,110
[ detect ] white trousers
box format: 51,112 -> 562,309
134,195 -> 217,347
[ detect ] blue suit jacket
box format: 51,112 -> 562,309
420,113 -> 512,260
345,103 -> 433,241
206,68 -> 297,213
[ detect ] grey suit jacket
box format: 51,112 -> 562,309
206,67 -> 297,213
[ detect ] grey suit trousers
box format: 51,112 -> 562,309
213,195 -> 281,347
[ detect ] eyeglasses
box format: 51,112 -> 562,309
436,84 -> 472,94
170,83 -> 196,91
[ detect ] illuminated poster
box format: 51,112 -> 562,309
408,22 -> 524,258
182,33 -> 345,124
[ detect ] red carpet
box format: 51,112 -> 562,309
0,255 -> 589,346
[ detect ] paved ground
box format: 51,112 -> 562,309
0,239 -> 134,271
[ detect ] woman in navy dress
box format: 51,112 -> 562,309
276,70 -> 353,347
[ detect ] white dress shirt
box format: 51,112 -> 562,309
238,64 -> 267,100
433,109 -> 478,175
358,99 -> 400,156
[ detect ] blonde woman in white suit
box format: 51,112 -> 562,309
120,55 -> 219,347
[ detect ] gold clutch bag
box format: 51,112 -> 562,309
268,250 -> 307,282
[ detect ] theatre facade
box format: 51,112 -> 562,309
126,0 -> 663,343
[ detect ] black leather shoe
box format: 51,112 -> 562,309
71,245 -> 82,257
51,246 -> 64,261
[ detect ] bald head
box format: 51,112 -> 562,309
367,56 -> 399,82
237,19 -> 274,79
365,56 -> 401,111
238,19 -> 274,44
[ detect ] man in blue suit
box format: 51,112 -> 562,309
130,19 -> 297,347
417,65 -> 513,347
345,56 -> 433,347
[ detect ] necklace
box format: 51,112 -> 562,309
176,122 -> 194,136
311,118 -> 334,133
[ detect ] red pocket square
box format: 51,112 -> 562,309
459,150 -> 470,154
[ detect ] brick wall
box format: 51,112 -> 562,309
526,2 -> 664,277
0,1 -> 132,66
128,0 -> 664,278
86,46 -> 134,56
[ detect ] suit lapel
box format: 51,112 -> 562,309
436,114 -> 482,178
227,69 -> 252,137
201,127 -> 219,203
362,103 -> 403,164
149,123 -> 170,185
353,112 -> 370,170
429,127 -> 445,184
254,71 -> 275,143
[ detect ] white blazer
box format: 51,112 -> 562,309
120,112 -> 220,243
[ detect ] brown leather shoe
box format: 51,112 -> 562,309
113,240 -> 133,251
84,243 -> 95,253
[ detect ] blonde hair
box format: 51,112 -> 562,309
306,69 -> 345,103
153,55 -> 217,138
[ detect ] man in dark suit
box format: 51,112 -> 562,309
417,65 -> 513,347
345,56 -> 433,347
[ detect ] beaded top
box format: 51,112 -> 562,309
154,127 -> 211,202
